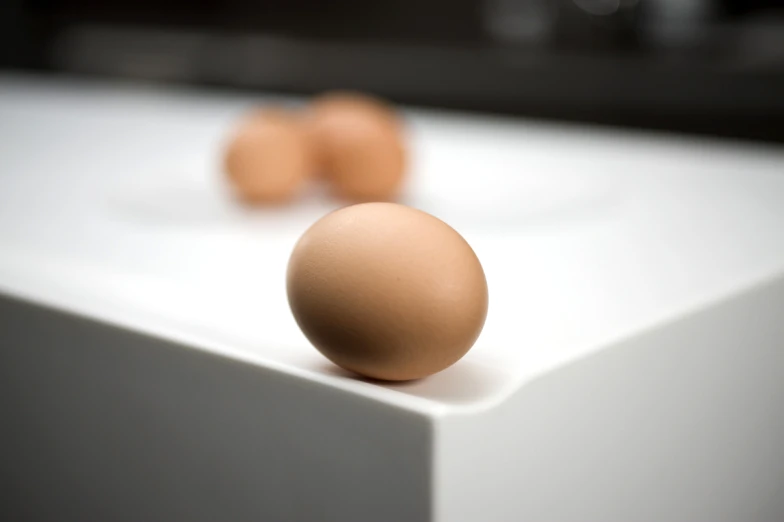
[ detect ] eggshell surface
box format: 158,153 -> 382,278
304,93 -> 407,202
287,202 -> 488,381
224,109 -> 312,204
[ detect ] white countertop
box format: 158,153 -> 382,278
2,73 -> 783,414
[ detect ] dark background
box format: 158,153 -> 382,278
2,0 -> 784,141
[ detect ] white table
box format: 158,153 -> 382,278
1,73 -> 784,522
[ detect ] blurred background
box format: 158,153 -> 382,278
2,0 -> 784,142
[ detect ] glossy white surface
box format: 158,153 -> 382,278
3,74 -> 784,522
1,74 -> 783,414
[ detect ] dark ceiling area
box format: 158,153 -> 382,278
3,0 -> 784,141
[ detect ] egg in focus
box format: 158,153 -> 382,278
287,202 -> 488,381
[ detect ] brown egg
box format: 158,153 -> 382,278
304,92 -> 407,202
287,202 -> 488,381
224,109 -> 312,204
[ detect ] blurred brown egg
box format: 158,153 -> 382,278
304,92 -> 407,202
224,109 -> 312,204
287,202 -> 488,381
